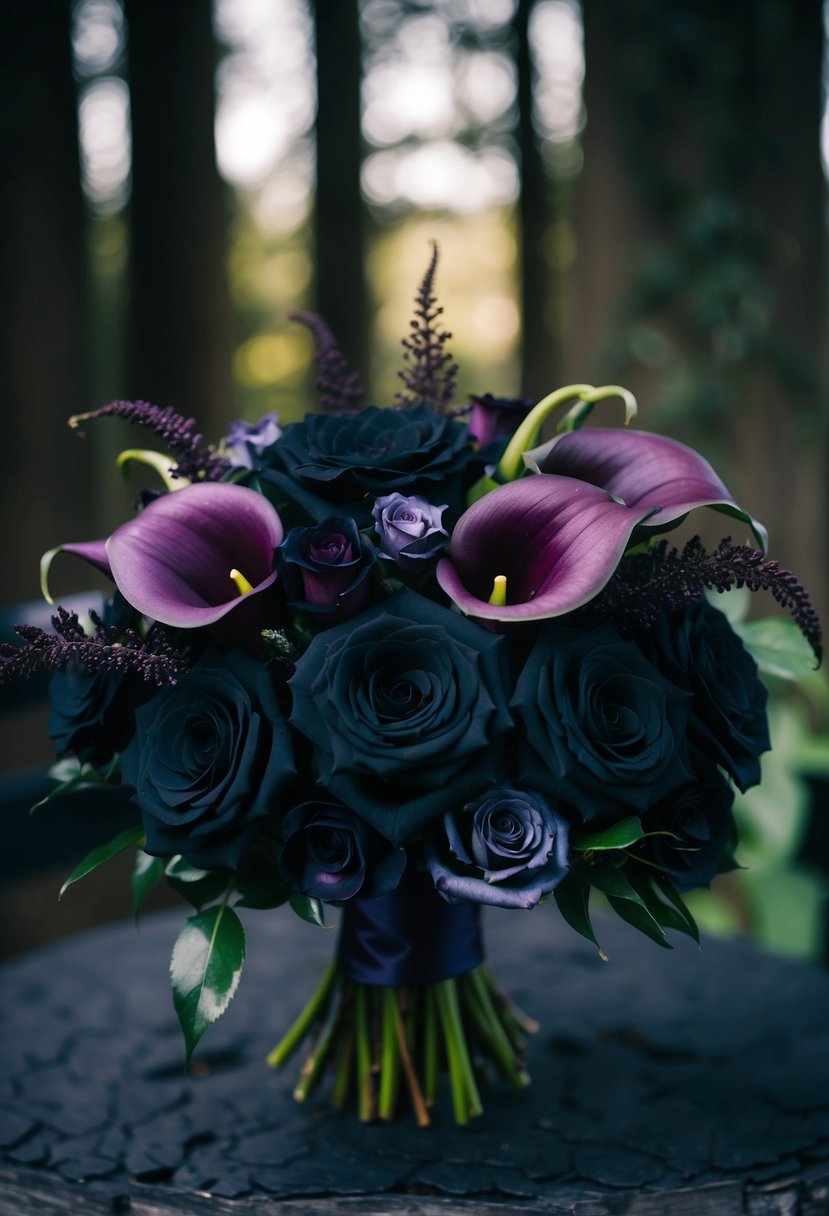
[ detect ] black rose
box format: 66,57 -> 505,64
646,599 -> 770,792
279,800 -> 406,902
511,624 -> 693,823
426,784 -> 570,909
288,588 -> 512,843
121,647 -> 294,870
639,750 -> 736,891
264,404 -> 471,523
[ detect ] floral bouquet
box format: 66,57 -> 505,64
2,251 -> 820,1126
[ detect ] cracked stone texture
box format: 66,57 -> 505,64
1,906 -> 828,1215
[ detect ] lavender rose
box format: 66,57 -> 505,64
371,493 -> 448,566
426,785 -> 570,909
222,412 -> 281,469
279,800 -> 406,902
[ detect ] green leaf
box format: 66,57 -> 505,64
571,816 -> 644,853
164,857 -> 231,910
733,616 -> 816,680
132,851 -> 165,924
657,878 -> 701,945
30,755 -> 120,814
288,892 -> 326,926
59,825 -> 146,899
553,874 -> 606,959
170,904 -> 246,1068
606,895 -> 672,949
626,867 -> 700,944
234,872 -> 290,910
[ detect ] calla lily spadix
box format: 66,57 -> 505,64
524,428 -> 768,553
436,475 -> 659,622
106,482 -> 284,628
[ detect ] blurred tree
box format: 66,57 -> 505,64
313,0 -> 366,374
124,0 -> 234,436
0,0 -> 95,606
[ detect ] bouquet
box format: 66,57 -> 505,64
2,250 -> 820,1127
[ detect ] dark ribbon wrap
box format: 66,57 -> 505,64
338,869 -> 483,987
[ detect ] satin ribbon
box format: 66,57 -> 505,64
338,868 -> 483,987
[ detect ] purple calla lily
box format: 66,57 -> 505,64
435,475 -> 659,622
105,482 -> 284,628
524,428 -> 767,552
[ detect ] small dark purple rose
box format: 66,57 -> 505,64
222,412 -> 281,469
466,394 -> 532,448
371,493 -> 448,566
279,800 -> 406,902
275,516 -> 376,618
426,785 -> 570,909
639,751 -> 737,892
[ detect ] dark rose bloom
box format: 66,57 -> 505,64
371,493 -> 448,566
48,593 -> 151,768
288,589 -> 512,844
426,785 -> 570,909
465,393 -> 532,447
275,516 -> 376,619
265,404 -> 471,521
279,800 -> 406,902
512,625 -> 693,823
222,412 -> 281,469
122,647 -> 294,870
646,599 -> 770,792
639,751 -> 736,891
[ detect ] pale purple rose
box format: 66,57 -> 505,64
223,412 -> 281,469
426,785 -> 570,910
372,493 -> 448,566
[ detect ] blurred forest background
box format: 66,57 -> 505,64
1,0 -> 828,959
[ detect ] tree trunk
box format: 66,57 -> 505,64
124,0 -> 234,438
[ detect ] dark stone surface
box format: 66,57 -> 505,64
1,904 -> 829,1214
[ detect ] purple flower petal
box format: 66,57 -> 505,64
436,475 -> 658,621
525,428 -> 767,551
106,483 -> 283,627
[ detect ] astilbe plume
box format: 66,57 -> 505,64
395,245 -> 458,413
69,400 -> 231,482
580,537 -> 822,663
290,311 -> 365,413
0,607 -> 190,687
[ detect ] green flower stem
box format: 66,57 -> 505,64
392,995 -> 430,1128
267,958 -> 336,1068
436,978 -> 483,1124
331,1023 -> 354,1110
355,985 -> 375,1123
423,987 -> 439,1109
293,975 -> 343,1102
493,384 -> 595,484
480,964 -> 540,1037
378,988 -> 402,1121
464,968 -> 530,1088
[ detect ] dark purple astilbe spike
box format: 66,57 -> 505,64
69,400 -> 231,482
581,537 -> 822,663
395,244 -> 458,413
290,311 -> 365,413
0,607 -> 190,687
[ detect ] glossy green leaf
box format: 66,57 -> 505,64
606,895 -> 671,949
31,755 -> 120,814
170,904 -> 245,1067
235,872 -> 290,910
657,878 -> 701,945
571,816 -> 644,853
733,616 -> 817,680
625,867 -> 699,944
288,892 -> 326,927
59,825 -> 146,899
132,851 -> 165,924
553,874 -> 606,958
164,857 -> 231,910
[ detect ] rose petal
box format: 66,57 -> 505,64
436,475 -> 658,621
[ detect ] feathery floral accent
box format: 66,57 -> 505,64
0,607 -> 190,686
291,311 -> 365,413
581,537 -> 822,662
69,400 -> 231,482
395,245 -> 458,412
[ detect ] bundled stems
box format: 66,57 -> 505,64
268,962 -> 534,1126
